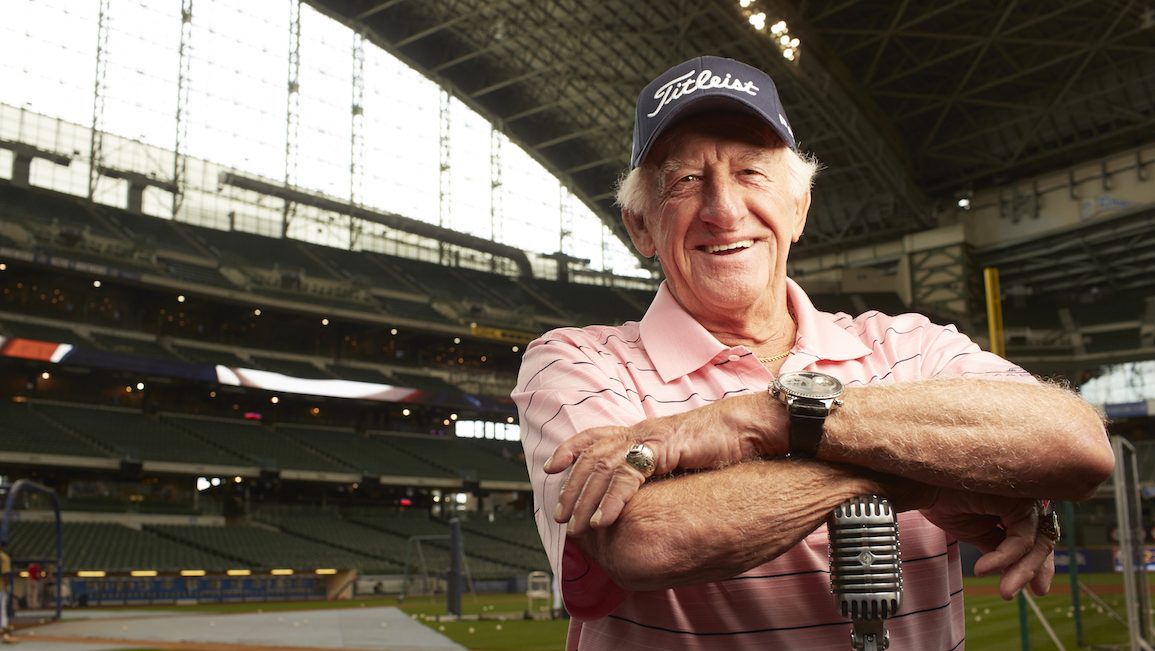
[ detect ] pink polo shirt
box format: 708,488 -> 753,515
513,278 -> 1032,650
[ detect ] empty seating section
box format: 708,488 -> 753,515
113,211 -> 200,252
390,372 -> 462,395
7,521 -> 238,572
87,331 -> 172,358
171,343 -> 253,368
0,400 -> 111,458
256,513 -> 405,573
308,247 -> 422,293
460,518 -> 550,572
346,511 -> 521,580
376,296 -> 449,323
5,400 -> 523,483
526,279 -> 641,324
147,523 -> 380,571
445,439 -> 527,483
248,354 -> 335,379
191,229 -> 336,280
160,257 -> 235,289
0,184 -> 118,238
389,257 -> 471,302
4,515 -> 538,578
163,414 -> 350,473
325,364 -> 397,384
34,402 -> 244,466
279,426 -> 457,480
0,318 -> 90,346
376,434 -> 528,483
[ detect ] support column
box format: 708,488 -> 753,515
348,29 -> 365,249
282,0 -> 302,236
88,0 -> 111,201
490,126 -> 503,243
438,89 -> 452,264
172,0 -> 194,219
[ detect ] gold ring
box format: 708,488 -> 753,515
625,443 -> 656,478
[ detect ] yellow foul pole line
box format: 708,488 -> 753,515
983,266 -> 1005,357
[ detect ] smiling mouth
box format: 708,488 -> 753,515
701,239 -> 755,254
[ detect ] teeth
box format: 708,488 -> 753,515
703,239 -> 754,254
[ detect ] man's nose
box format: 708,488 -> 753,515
699,175 -> 744,226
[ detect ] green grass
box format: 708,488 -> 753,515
46,573 -> 1148,651
395,592 -> 569,651
964,573 -> 1135,650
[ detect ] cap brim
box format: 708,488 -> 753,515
631,95 -> 794,169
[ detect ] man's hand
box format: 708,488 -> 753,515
920,490 -> 1056,600
545,398 -> 776,535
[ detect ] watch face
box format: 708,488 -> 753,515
777,371 -> 844,399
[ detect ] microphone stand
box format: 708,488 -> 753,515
829,495 -> 902,651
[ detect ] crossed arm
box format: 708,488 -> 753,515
548,378 -> 1113,597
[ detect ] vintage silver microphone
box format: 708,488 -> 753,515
828,495 -> 903,651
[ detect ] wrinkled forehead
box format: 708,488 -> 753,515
646,111 -> 788,169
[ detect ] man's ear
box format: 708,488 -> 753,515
621,208 -> 656,257
791,188 -> 812,243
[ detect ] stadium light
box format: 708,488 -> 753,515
270,569 -> 294,576
92,280 -> 101,288
77,570 -> 106,578
227,569 -> 252,576
131,570 -> 158,577
180,570 -> 206,577
315,569 -> 337,575
177,294 -> 186,303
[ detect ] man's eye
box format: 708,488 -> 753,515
678,174 -> 699,183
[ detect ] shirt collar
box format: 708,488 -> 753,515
781,277 -> 872,371
639,279 -> 871,382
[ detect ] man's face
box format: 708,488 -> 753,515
623,113 -> 810,323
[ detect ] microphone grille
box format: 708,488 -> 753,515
829,495 -> 903,621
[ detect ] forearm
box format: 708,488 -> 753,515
574,458 -> 883,591
821,378 -> 1112,500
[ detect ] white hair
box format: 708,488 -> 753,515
615,146 -> 820,216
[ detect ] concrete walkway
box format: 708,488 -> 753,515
9,607 -> 467,651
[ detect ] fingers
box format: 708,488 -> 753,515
544,431 -> 600,474
555,458 -> 645,536
1029,551 -> 1056,597
966,504 -> 1057,600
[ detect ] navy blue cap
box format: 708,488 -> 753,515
630,56 -> 796,169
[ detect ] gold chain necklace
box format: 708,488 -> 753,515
756,350 -> 792,364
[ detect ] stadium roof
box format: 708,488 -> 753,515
307,0 -> 1155,266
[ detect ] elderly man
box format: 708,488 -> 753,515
512,55 -> 1113,650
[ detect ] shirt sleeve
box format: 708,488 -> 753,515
892,313 -> 1036,382
512,327 -> 648,620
